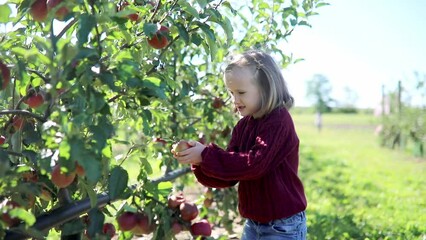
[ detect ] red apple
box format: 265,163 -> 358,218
190,219 -> 212,237
0,135 -> 5,145
0,200 -> 21,227
117,211 -> 138,231
30,0 -> 48,22
167,192 -> 185,209
131,212 -> 156,235
171,220 -> 183,235
118,1 -> 140,22
212,97 -> 224,109
12,116 -> 26,131
172,140 -> 192,154
153,137 -> 167,146
47,0 -> 69,20
51,164 -> 76,188
75,162 -> 85,177
0,61 -> 10,90
25,93 -> 44,108
179,202 -> 199,221
102,223 -> 116,238
198,133 -> 206,145
147,25 -> 169,49
22,170 -> 39,182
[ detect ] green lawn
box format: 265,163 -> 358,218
292,111 -> 426,239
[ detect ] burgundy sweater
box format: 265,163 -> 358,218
192,107 -> 307,223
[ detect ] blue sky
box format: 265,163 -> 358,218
283,0 -> 426,109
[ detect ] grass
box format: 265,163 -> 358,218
292,111 -> 426,239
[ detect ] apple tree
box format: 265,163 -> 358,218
0,0 -> 327,239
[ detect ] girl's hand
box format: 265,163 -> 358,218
174,140 -> 206,165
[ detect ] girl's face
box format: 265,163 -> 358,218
224,67 -> 261,117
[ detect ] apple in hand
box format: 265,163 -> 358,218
172,140 -> 192,156
179,202 -> 199,221
0,60 -> 10,90
30,0 -> 48,22
117,211 -> 138,231
51,164 -> 76,188
190,219 -> 212,237
147,25 -> 169,49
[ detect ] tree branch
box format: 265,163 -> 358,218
0,110 -> 46,123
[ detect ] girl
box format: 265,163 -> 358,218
174,49 -> 307,240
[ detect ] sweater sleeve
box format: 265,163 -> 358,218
190,125 -> 240,188
199,120 -> 297,181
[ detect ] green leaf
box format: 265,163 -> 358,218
206,35 -> 217,61
190,32 -> 203,46
179,0 -> 200,18
195,21 -> 216,41
141,158 -> 153,175
77,14 -> 96,47
216,16 -> 233,45
316,2 -> 330,8
80,180 -> 98,208
143,22 -> 158,37
61,219 -> 85,236
0,4 -> 11,23
100,72 -> 119,91
87,209 -> 104,238
9,208 -> 36,226
176,23 -> 189,43
196,0 -> 208,9
108,166 -> 129,200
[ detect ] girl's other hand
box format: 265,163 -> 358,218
174,140 -> 206,165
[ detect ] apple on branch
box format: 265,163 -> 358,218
51,164 -> 76,188
118,1 -> 141,22
190,219 -> 212,237
147,25 -> 169,49
25,93 -> 44,109
117,211 -> 138,231
179,202 -> 199,222
0,135 -> 6,145
30,0 -> 48,22
0,60 -> 10,90
47,0 -> 69,21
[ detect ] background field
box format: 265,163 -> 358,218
293,110 -> 426,239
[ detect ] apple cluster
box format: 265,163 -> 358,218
167,192 -> 212,237
51,162 -> 85,189
116,211 -> 156,236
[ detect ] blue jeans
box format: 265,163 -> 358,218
241,211 -> 307,240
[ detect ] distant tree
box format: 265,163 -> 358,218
306,74 -> 333,113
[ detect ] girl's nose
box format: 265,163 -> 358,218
232,95 -> 240,104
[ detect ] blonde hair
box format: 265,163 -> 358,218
224,49 -> 294,118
